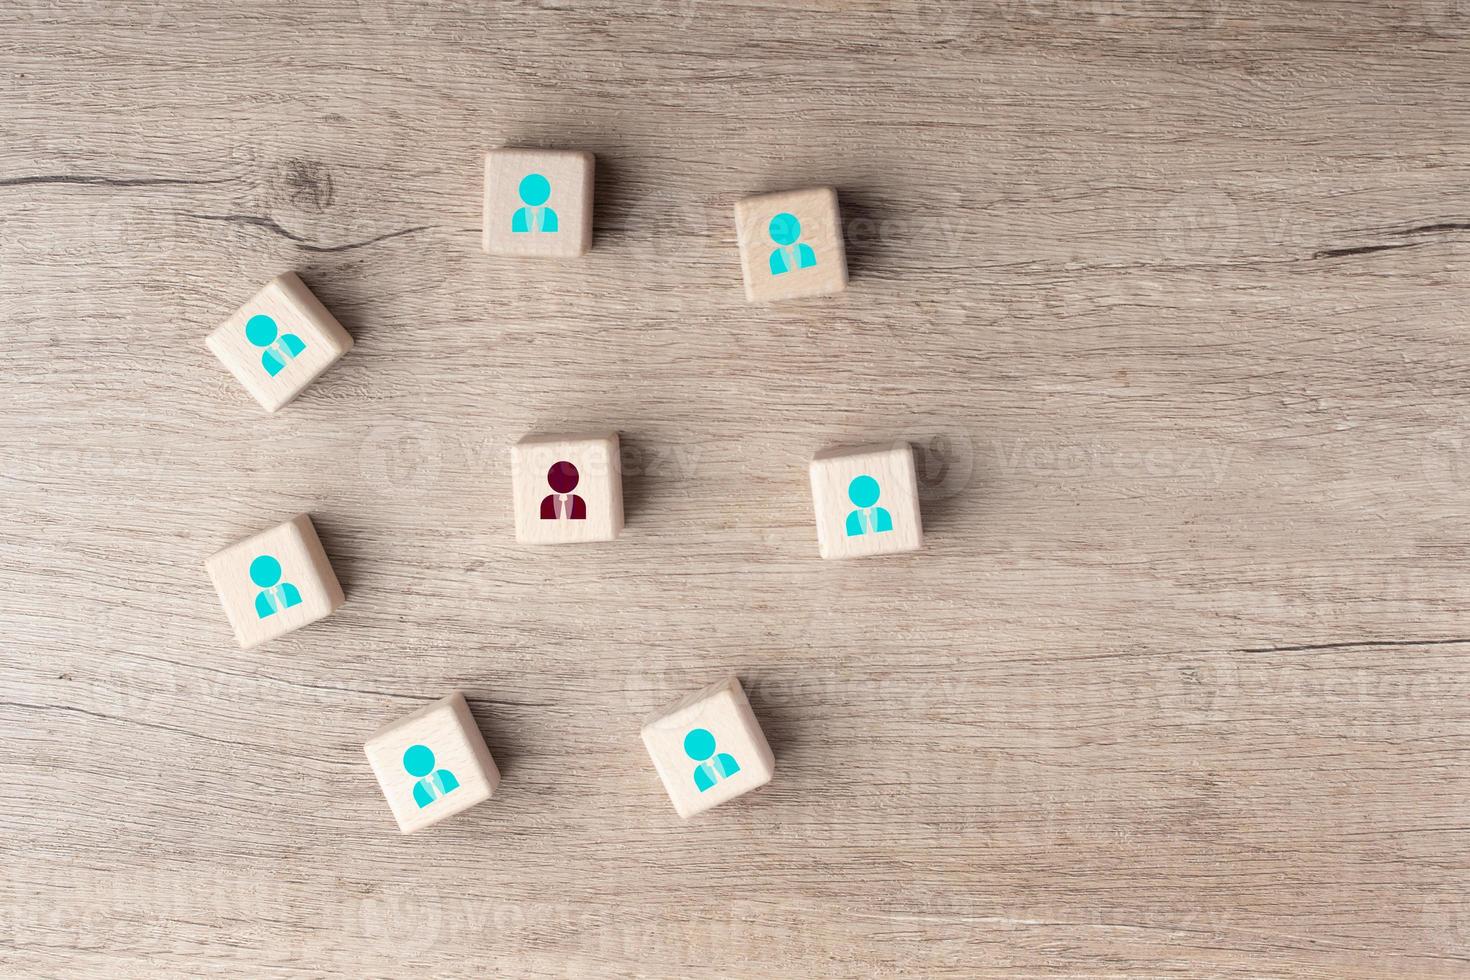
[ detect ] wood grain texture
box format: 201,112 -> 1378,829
2,0 -> 1468,976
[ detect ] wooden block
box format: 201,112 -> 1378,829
482,148 -> 595,257
809,442 -> 923,559
642,676 -> 775,819
205,272 -> 353,413
510,432 -> 624,544
203,513 -> 345,649
363,692 -> 501,834
734,187 -> 848,303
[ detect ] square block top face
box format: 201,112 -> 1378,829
734,187 -> 848,303
205,272 -> 354,413
204,514 -> 344,649
482,149 -> 594,258
641,676 -> 775,819
364,693 -> 500,834
511,433 -> 624,544
809,443 -> 924,559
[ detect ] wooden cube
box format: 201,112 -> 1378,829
642,676 -> 775,819
205,272 -> 354,413
734,187 -> 848,303
364,692 -> 501,834
510,432 -> 623,544
204,513 -> 345,649
809,442 -> 923,559
482,148 -> 594,257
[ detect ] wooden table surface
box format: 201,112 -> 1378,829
3,1 -> 1468,977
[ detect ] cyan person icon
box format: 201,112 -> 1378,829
403,744 -> 460,808
767,212 -> 817,275
844,475 -> 893,537
511,173 -> 560,233
245,314 -> 306,377
684,727 -> 740,792
250,555 -> 302,619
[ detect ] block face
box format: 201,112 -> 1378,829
641,676 -> 775,819
203,513 -> 345,649
205,272 -> 354,413
364,692 -> 501,834
482,149 -> 594,257
809,442 -> 923,559
511,432 -> 624,544
734,187 -> 848,303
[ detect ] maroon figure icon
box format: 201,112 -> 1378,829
540,460 -> 587,520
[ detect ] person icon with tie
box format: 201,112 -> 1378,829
767,212 -> 817,275
403,744 -> 459,808
511,173 -> 559,234
250,554 -> 302,619
844,475 -> 893,537
540,460 -> 588,520
684,728 -> 740,792
245,313 -> 306,377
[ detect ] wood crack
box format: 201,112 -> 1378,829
1312,241 -> 1424,260
0,174 -> 232,188
1238,637 -> 1470,654
1394,221 -> 1470,236
1313,219 -> 1468,260
184,213 -> 432,253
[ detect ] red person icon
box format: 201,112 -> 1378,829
540,460 -> 588,520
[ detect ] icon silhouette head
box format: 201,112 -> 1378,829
683,728 -> 717,762
245,314 -> 279,348
403,744 -> 436,777
249,555 -> 283,588
768,212 -> 802,246
848,475 -> 881,508
518,173 -> 552,207
547,460 -> 580,493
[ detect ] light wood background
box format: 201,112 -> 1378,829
2,1 -> 1468,977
